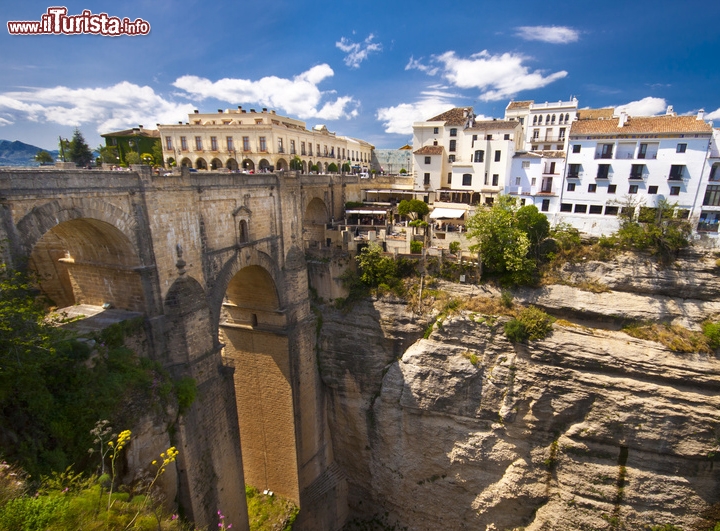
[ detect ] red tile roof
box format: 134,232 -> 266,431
570,114 -> 713,136
414,145 -> 444,155
468,120 -> 521,131
427,107 -> 473,125
506,101 -> 533,110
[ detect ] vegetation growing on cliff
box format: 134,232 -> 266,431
0,263 -> 191,480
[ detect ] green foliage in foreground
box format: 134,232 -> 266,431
245,485 -> 298,531
0,264 -> 191,480
504,306 -> 555,343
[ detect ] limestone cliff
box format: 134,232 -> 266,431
317,252 -> 720,530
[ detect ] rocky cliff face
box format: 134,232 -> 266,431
317,252 -> 720,531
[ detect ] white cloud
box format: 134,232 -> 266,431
405,56 -> 439,76
172,65 -> 358,120
0,82 -> 195,133
515,26 -> 579,44
704,107 -> 720,120
376,90 -> 474,135
433,50 -> 567,102
336,34 -> 382,68
615,97 -> 668,116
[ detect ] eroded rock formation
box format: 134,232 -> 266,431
318,252 -> 720,530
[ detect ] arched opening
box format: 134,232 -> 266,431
226,158 -> 238,171
241,159 -> 255,172
303,198 -> 329,250
28,218 -> 146,313
196,158 -> 208,170
210,158 -> 223,170
181,157 -> 192,167
276,158 -> 288,171
167,157 -> 176,167
218,265 -> 299,504
238,219 -> 249,243
302,161 -> 307,173
258,159 -> 271,172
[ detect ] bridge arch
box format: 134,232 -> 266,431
303,197 -> 329,249
214,252 -> 300,504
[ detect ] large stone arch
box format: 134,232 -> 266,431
16,197 -> 140,257
213,251 -> 300,505
303,197 -> 329,249
163,275 -> 213,365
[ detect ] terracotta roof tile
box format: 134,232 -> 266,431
102,128 -> 160,138
570,115 -> 713,136
576,108 -> 615,120
468,120 -> 520,131
414,145 -> 444,155
427,107 -> 473,125
506,101 -> 533,110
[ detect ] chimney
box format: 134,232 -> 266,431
697,109 -> 705,121
666,105 -> 675,115
617,112 -> 628,127
262,108 -> 267,112
218,109 -> 223,113
194,109 -> 199,114
138,125 -> 144,129
250,109 -> 256,113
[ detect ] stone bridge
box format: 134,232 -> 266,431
0,166 -> 362,530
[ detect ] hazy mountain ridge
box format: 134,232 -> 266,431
0,139 -> 59,166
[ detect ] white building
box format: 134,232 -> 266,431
158,107 -> 373,173
504,99 -> 579,152
694,127 -> 720,237
558,108 -> 713,236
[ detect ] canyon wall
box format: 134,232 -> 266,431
317,251 -> 720,530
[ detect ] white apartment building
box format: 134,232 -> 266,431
158,107 -> 373,173
507,150 -> 566,213
558,108 -> 713,236
412,108 -> 521,207
504,99 -> 579,152
694,128 -> 720,236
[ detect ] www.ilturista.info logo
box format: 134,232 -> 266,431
7,7 -> 150,36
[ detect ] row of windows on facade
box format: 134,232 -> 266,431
423,173 -> 500,187
430,132 -> 512,142
571,142 -> 688,158
564,182 -> 683,196
532,113 -> 571,125
424,149 -> 503,164
165,136 -> 368,162
556,203 -> 691,217
567,163 -> 687,180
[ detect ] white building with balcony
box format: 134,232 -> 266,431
694,127 -> 720,237
559,108 -> 713,236
504,99 -> 579,152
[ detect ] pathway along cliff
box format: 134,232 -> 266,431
317,250 -> 720,531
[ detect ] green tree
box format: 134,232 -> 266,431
124,151 -> 141,165
341,162 -> 351,173
397,199 -> 429,220
68,128 -> 93,167
466,195 -> 539,285
615,198 -> 692,259
290,156 -> 303,171
58,137 -> 71,162
516,204 -> 550,259
152,142 -> 164,167
310,164 -> 319,173
140,152 -> 154,165
328,162 -> 339,173
399,168 -> 407,174
96,145 -> 118,166
34,150 -> 54,165
356,242 -> 398,288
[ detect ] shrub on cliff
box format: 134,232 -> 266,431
504,306 -> 555,343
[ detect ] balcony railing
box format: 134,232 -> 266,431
697,222 -> 719,233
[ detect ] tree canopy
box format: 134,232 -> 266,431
66,128 -> 93,167
34,150 -> 54,165
398,199 -> 429,220
466,196 -> 549,285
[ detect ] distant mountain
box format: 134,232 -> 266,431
0,140 -> 59,166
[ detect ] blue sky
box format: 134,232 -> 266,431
2,0 -> 720,151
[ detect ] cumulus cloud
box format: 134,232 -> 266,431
615,97 -> 668,116
0,82 -> 195,133
405,56 -> 439,76
406,50 -> 567,102
376,90 -> 472,135
515,26 -> 579,44
172,65 -> 358,120
704,107 -> 720,120
336,34 -> 382,68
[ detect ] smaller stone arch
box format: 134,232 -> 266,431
242,159 -> 255,172
210,158 -> 223,170
259,159 -> 271,172
181,157 -> 192,167
302,161 -> 307,173
196,158 -> 208,170
276,158 -> 288,171
226,158 -> 238,171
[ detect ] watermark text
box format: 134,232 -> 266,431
7,7 -> 150,36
